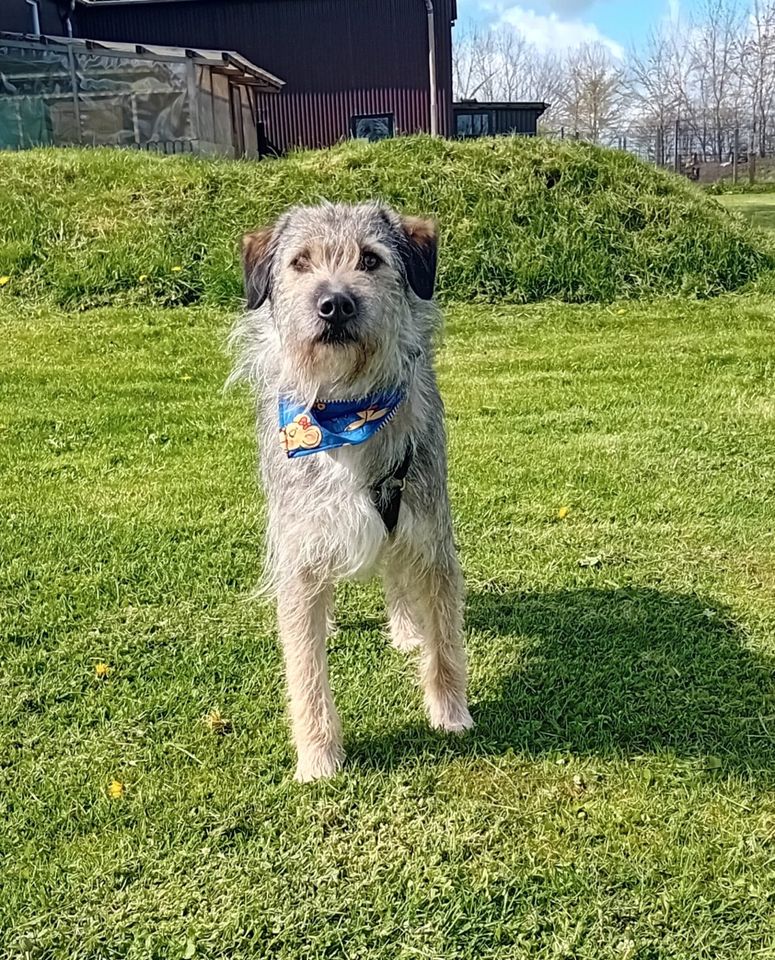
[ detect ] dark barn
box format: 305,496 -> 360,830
1,0 -> 64,33
36,0 -> 458,153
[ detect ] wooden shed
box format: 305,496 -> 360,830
0,31 -> 283,154
453,101 -> 549,139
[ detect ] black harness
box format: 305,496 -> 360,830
370,445 -> 413,534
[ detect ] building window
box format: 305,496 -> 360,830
456,112 -> 490,138
350,113 -> 394,142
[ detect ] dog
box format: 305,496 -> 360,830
230,202 -> 472,781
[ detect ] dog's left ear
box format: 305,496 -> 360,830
399,215 -> 437,301
242,225 -> 276,309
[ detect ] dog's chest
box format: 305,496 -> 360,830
294,447 -> 388,579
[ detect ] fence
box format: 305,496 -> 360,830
545,120 -> 775,185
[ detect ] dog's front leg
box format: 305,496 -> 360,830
277,577 -> 343,782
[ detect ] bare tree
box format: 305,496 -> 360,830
453,22 -> 498,101
451,3 -> 775,164
558,43 -> 628,143
690,0 -> 744,161
738,0 -> 775,155
452,20 -> 564,110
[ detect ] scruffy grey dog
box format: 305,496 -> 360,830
230,202 -> 472,782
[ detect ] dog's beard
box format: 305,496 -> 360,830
317,324 -> 358,346
280,333 -> 380,397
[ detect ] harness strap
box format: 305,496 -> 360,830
370,445 -> 414,534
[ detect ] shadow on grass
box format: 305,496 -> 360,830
348,586 -> 775,778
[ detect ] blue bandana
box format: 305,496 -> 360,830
278,389 -> 404,458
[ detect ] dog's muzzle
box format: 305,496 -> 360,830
316,288 -> 359,344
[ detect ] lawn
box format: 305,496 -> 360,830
2,293 -> 775,959
718,192 -> 775,234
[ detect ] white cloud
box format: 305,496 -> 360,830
495,5 -> 625,59
545,0 -> 596,11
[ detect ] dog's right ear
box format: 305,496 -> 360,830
399,215 -> 437,301
242,225 -> 276,309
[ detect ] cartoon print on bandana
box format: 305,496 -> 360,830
346,405 -> 391,431
280,414 -> 323,453
278,388 -> 405,459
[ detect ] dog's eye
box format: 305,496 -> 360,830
358,251 -> 381,272
291,253 -> 311,272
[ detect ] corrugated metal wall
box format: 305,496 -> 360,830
491,106 -> 545,135
75,0 -> 455,151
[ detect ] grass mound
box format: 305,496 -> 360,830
0,136 -> 770,307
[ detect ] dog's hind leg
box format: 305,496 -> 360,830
384,551 -> 473,733
277,577 -> 343,782
420,557 -> 473,734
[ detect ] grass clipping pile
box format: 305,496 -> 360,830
0,135 -> 770,307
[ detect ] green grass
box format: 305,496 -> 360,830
3,293 -> 775,959
719,193 -> 775,234
0,138 -> 771,308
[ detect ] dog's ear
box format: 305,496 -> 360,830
399,215 -> 437,301
242,224 -> 277,309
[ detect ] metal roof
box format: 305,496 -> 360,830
75,0 -> 299,4
454,101 -> 550,112
0,31 -> 284,90
75,0 -> 457,10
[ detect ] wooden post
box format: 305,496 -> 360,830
674,118 -> 680,173
733,127 -> 739,184
749,128 -> 756,185
130,94 -> 141,146
66,42 -> 82,144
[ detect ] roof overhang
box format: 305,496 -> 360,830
0,31 -> 284,91
454,101 -> 550,115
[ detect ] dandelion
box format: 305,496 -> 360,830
617,308 -> 626,315
557,505 -> 571,520
139,274 -> 148,282
107,779 -> 125,799
204,709 -> 232,735
171,265 -> 183,273
0,276 -> 10,287
94,661 -> 111,679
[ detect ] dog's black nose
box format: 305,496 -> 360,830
317,291 -> 356,325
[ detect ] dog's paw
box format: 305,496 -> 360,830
294,743 -> 344,783
428,699 -> 474,735
391,632 -> 423,653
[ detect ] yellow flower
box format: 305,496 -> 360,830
557,505 -> 571,520
0,276 -> 10,287
171,265 -> 183,273
107,779 -> 125,799
617,308 -> 626,315
94,662 -> 111,679
139,274 -> 148,282
180,374 -> 192,382
204,709 -> 232,735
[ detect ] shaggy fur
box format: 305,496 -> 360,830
230,202 -> 472,782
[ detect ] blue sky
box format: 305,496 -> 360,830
456,0 -> 703,57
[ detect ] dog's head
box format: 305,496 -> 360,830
241,202 -> 437,392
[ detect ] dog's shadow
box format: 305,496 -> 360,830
348,585 -> 775,779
